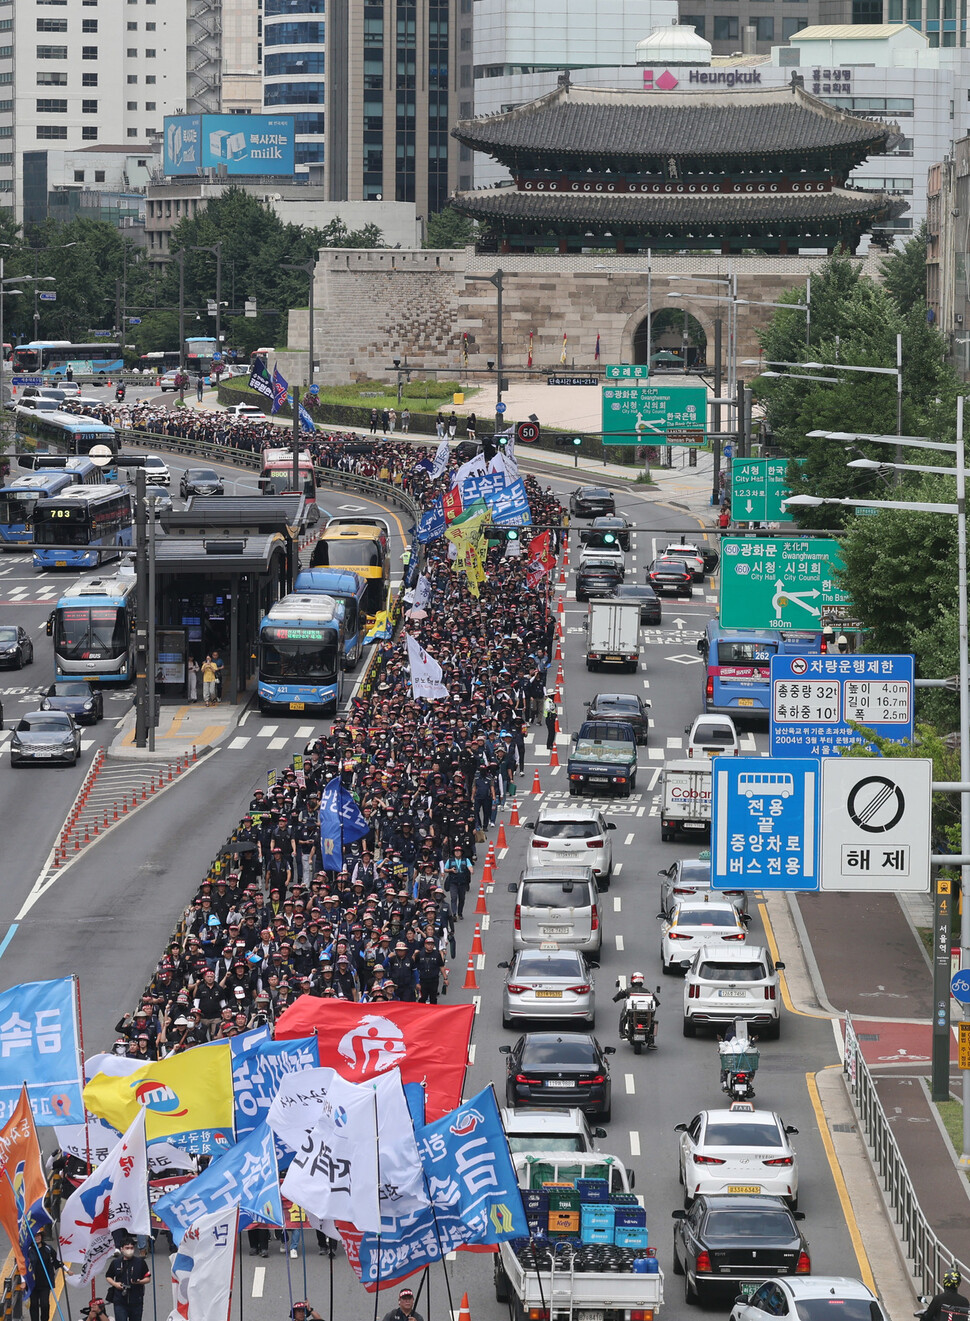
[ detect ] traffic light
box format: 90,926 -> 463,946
601,533 -> 616,545
572,436 -> 582,447
506,528 -> 520,542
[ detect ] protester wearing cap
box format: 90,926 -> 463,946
380,1286 -> 424,1321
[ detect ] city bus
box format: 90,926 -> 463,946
51,573 -> 138,683
256,593 -> 345,714
184,336 -> 218,381
32,485 -> 133,569
293,568 -> 369,670
259,447 -> 320,523
697,621 -> 821,723
138,350 -> 181,375
16,410 -> 119,480
0,457 -> 104,546
308,524 -> 390,620
10,341 -> 124,376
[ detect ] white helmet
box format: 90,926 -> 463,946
630,971 -> 645,986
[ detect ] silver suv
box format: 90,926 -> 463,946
682,944 -> 784,1038
511,867 -> 602,956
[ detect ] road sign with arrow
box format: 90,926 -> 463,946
718,536 -> 851,630
730,457 -> 805,523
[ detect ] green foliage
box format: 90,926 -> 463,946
424,206 -> 474,249
880,221 -> 929,313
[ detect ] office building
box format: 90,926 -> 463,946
222,0 -> 262,114
263,0 -> 325,171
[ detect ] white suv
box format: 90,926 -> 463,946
142,454 -> 170,486
525,808 -> 616,887
683,943 -> 784,1039
686,714 -> 739,758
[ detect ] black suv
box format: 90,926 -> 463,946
576,563 -> 623,603
569,486 -> 615,518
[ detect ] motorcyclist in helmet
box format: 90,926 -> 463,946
613,973 -> 659,1047
115,383 -> 126,403
921,1272 -> 970,1321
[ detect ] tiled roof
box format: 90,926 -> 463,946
453,83 -> 892,165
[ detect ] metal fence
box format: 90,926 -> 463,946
843,1012 -> 970,1294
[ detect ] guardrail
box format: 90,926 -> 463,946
113,428 -> 424,528
844,1012 -> 970,1294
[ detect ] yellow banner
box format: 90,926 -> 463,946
84,1042 -> 234,1142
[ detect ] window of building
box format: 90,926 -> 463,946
37,124 -> 68,138
82,72 -> 98,85
95,169 -> 105,181
265,0 -> 324,12
82,45 -> 97,58
264,50 -> 326,74
127,20 -> 137,28
0,102 -> 11,111
37,71 -> 68,85
751,15 -> 775,36
682,13 -> 706,32
294,141 -> 324,163
127,47 -> 137,56
714,15 -> 739,37
127,128 -> 138,137
73,169 -> 85,182
0,155 -> 11,166
145,74 -> 155,82
36,17 -> 68,31
127,74 -> 138,83
782,15 -> 808,32
0,124 -> 10,134
146,20 -> 155,28
888,0 -> 902,16
127,100 -> 137,110
145,47 -> 155,55
36,45 -> 69,58
0,45 -> 9,57
82,98 -> 97,112
36,98 -> 67,113
264,20 -> 325,45
293,111 -> 325,134
264,80 -> 325,104
145,101 -> 155,110
82,18 -> 98,30
81,125 -> 97,139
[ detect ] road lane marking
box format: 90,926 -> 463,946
252,1267 -> 265,1299
629,1130 -> 641,1156
228,736 -> 250,749
613,896 -> 621,912
268,737 -> 288,750
624,832 -> 634,845
613,863 -> 623,875
256,725 -> 278,737
615,934 -> 624,951
625,1074 -> 635,1095
468,1044 -> 476,1065
807,1070 -> 877,1293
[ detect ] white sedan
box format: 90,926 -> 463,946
222,402 -> 264,419
658,897 -> 749,974
662,542 -> 705,581
677,1106 -> 800,1206
730,1277 -> 886,1321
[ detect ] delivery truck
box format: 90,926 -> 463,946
660,760 -> 712,841
586,600 -> 641,673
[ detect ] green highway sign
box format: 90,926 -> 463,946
718,537 -> 852,630
601,382 -> 707,446
730,457 -> 805,523
604,364 -> 650,380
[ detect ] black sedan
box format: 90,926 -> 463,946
10,710 -> 81,767
586,692 -> 651,745
500,1031 -> 615,1120
41,681 -> 104,725
672,1194 -> 809,1305
576,564 -> 623,603
0,625 -> 34,669
580,515 -> 631,552
180,467 -> 225,498
647,557 -> 693,598
569,486 -> 615,518
611,583 -> 662,624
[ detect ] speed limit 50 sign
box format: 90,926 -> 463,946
516,420 -> 540,443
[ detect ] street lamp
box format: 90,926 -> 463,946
785,407 -> 970,1152
29,241 -> 76,338
486,269 -> 504,433
757,344 -> 904,446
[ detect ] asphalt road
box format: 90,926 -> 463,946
0,413 -> 870,1320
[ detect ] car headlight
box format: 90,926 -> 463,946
40,700 -> 51,710
83,700 -> 93,710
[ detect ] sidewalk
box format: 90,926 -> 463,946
110,697 -> 251,760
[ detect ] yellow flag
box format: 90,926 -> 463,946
83,1042 -> 234,1144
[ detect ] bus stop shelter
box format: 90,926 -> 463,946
160,495 -> 306,593
153,534 -> 288,704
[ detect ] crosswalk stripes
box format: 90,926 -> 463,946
226,724 -> 318,752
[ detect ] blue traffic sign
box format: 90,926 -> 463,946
951,970 -> 970,1005
712,757 -> 820,892
770,654 -> 915,758
127,317 -> 142,326
11,377 -> 42,387
38,291 -> 56,302
495,402 -> 507,414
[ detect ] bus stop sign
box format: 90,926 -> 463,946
88,445 -> 114,468
711,757 -> 820,891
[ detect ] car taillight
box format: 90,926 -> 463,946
527,1310 -> 549,1321
668,931 -> 690,940
762,1156 -> 794,1166
688,984 -> 700,999
631,1311 -> 654,1321
515,1074 -> 541,1085
796,1252 -> 811,1274
507,984 -> 528,995
687,746 -> 694,758
693,1155 -> 725,1165
765,986 -> 776,1000
591,905 -> 599,931
586,838 -> 604,849
514,904 -> 521,931
567,984 -> 591,994
532,840 -> 549,849
578,1075 -> 605,1086
695,1251 -> 712,1273
706,676 -> 714,701
722,933 -> 745,941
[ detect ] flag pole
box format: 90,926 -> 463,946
149,1231 -> 158,1321
72,976 -> 93,1178
372,1086 -> 381,1321
236,1228 -> 244,1321
3,1163 -> 69,1321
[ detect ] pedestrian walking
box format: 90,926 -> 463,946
389,408 -> 397,432
105,1240 -> 150,1321
381,1286 -> 425,1321
401,407 -> 410,433
466,412 -> 477,441
201,655 -> 218,706
436,412 -> 445,438
370,408 -> 379,435
196,375 -> 204,402
416,936 -> 448,1003
187,656 -> 199,703
381,407 -> 390,432
447,411 -> 458,439
543,690 -> 558,752
27,1228 -> 60,1321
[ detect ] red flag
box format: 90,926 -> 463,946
527,331 -> 534,369
273,999 -> 475,1120
0,1087 -> 46,1272
442,487 -> 464,525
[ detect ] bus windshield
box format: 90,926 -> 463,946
260,640 -> 338,682
262,469 -> 316,499
0,494 -> 39,525
316,541 -> 380,570
716,639 -> 777,666
55,607 -> 128,658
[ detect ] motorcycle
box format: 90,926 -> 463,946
115,384 -> 126,403
718,1020 -> 760,1100
616,982 -> 660,1055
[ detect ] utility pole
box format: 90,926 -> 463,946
712,318 -> 723,506
486,269 -> 504,434
175,250 -> 186,369
291,384 -> 301,493
282,260 -> 315,389
133,466 -> 149,749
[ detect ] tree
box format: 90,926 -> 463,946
425,206 -> 474,249
881,221 -> 928,314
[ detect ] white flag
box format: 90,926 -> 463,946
168,1205 -> 238,1321
281,1069 -> 427,1232
406,633 -> 448,701
413,574 -> 432,611
431,440 -> 450,479
59,1110 -> 150,1286
451,453 -> 488,489
265,1065 -> 334,1154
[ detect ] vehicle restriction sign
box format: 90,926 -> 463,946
818,758 -> 931,892
769,654 -> 914,758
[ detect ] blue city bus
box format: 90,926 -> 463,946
51,573 -> 138,683
184,336 -> 218,382
17,410 -> 119,480
0,457 -> 104,546
257,593 -> 345,714
32,485 -> 133,569
10,341 -> 124,376
293,568 -> 368,670
697,621 -> 821,722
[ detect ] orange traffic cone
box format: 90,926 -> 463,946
557,596 -> 564,614
555,639 -> 563,661
497,820 -> 508,850
475,883 -> 488,914
486,841 -> 496,868
510,798 -> 521,826
554,684 -> 561,703
482,857 -> 494,886
555,716 -> 561,733
550,744 -> 560,767
559,564 -> 566,584
471,923 -> 484,955
459,1293 -> 472,1321
532,767 -> 542,794
557,663 -> 564,685
462,956 -> 478,990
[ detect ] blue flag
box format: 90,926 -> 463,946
271,367 -> 289,415
346,1086 -> 527,1287
299,402 -> 316,432
231,1034 -> 318,1139
154,1122 -> 283,1242
0,978 -> 82,1127
248,357 -> 273,401
19,1198 -> 53,1300
318,774 -> 369,871
416,499 -> 446,545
